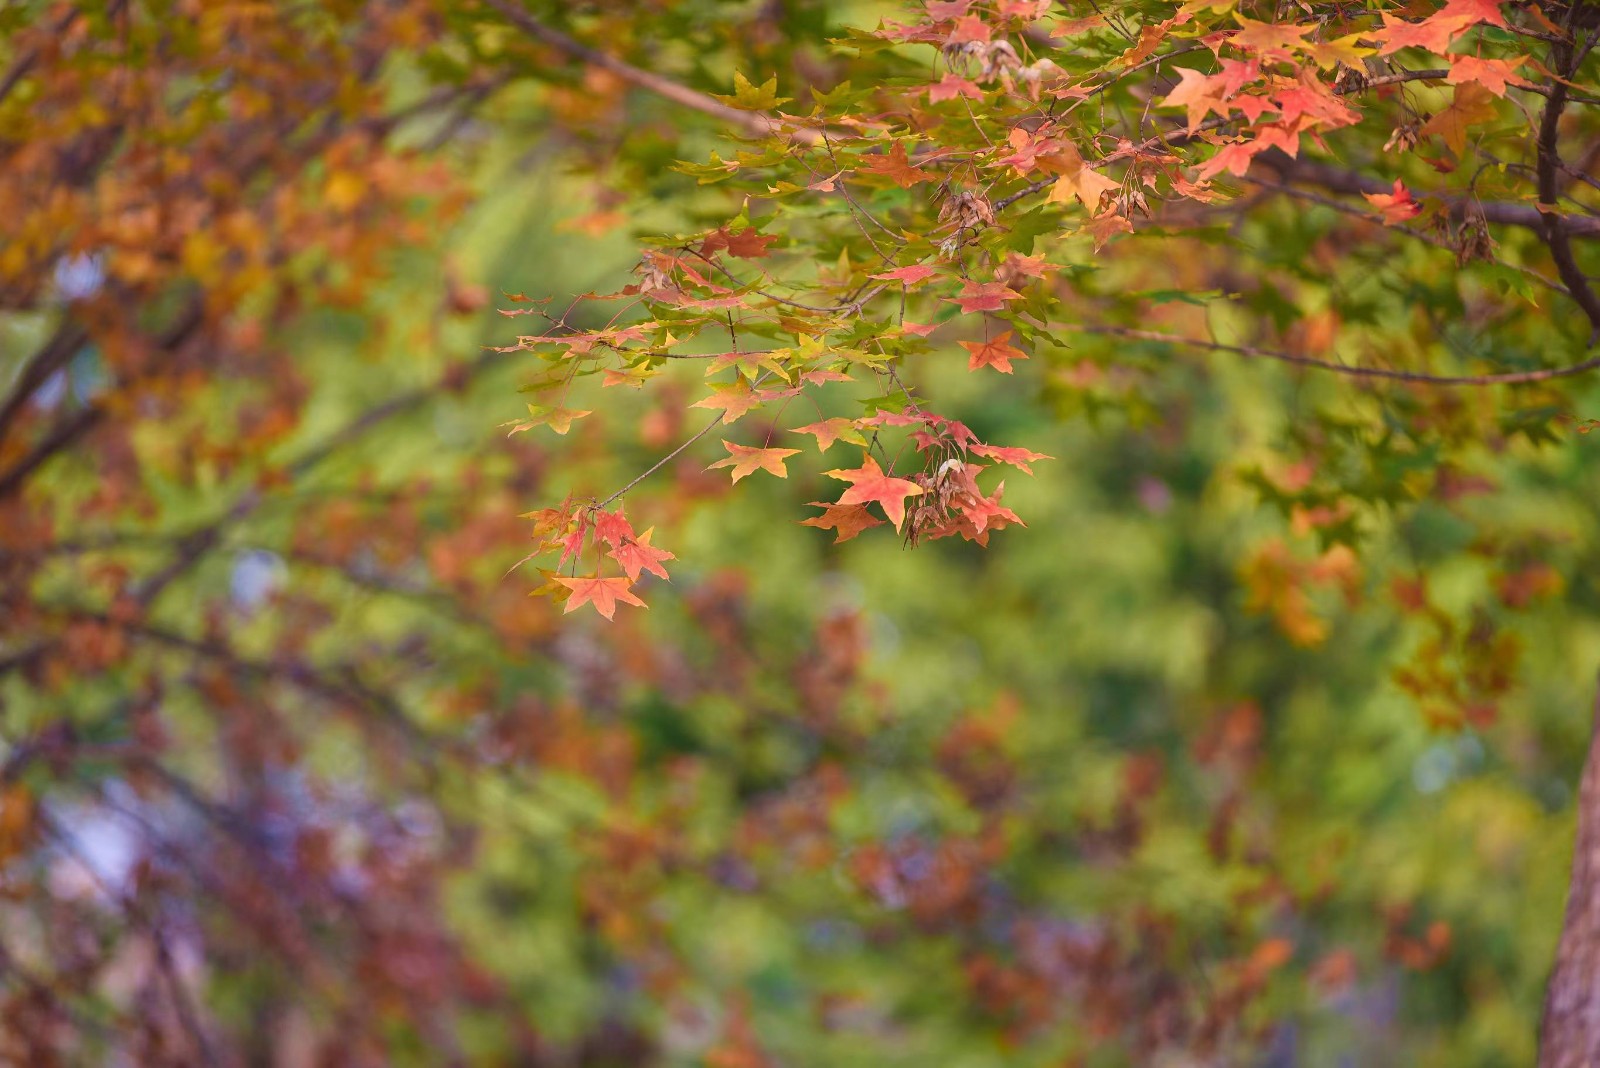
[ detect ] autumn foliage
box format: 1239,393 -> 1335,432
6,1 -> 1600,1065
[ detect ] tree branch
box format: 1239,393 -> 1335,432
1534,34 -> 1600,342
1061,323 -> 1600,386
482,0 -> 821,144
1253,153 -> 1600,238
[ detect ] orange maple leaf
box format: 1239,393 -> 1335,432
708,440 -> 802,482
1162,67 -> 1226,135
1231,17 -> 1314,57
1446,55 -> 1529,98
959,330 -> 1028,373
1048,162 -> 1119,209
824,457 -> 925,531
1376,12 -> 1471,56
690,380 -> 764,423
555,575 -> 647,620
800,501 -> 884,542
1419,81 -> 1499,156
791,417 -> 865,451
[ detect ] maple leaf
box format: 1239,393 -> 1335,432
792,417 -> 867,451
1447,55 -> 1529,98
593,507 -> 634,549
504,404 -> 592,436
602,364 -> 655,389
1438,0 -> 1507,28
947,281 -> 1023,314
1083,209 -> 1133,251
690,380 -> 764,423
860,142 -> 931,188
1303,33 -> 1373,71
1420,81 -> 1500,156
554,575 -> 647,620
702,226 -> 778,259
1376,13 -> 1471,56
708,440 -> 802,482
1048,163 -> 1119,209
997,252 -> 1050,280
1216,58 -> 1261,98
959,331 -> 1028,373
1231,17 -> 1314,58
948,14 -> 991,44
1195,138 -> 1267,181
968,443 -> 1053,474
870,264 -> 940,286
927,74 -> 983,103
712,71 -> 792,110
608,527 -> 675,582
1365,179 -> 1421,225
1162,67 -> 1226,135
1273,73 -> 1358,130
800,501 -> 884,542
824,457 -> 925,531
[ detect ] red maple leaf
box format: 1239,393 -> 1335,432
608,528 -> 675,582
593,507 -> 634,549
959,330 -> 1028,373
927,74 -> 983,103
824,457 -> 925,531
800,501 -> 884,542
708,441 -> 802,482
555,575 -> 647,620
1194,138 -> 1268,181
1364,179 -> 1421,225
1438,0 -> 1507,28
949,14 -> 991,43
947,281 -> 1023,314
968,443 -> 1053,474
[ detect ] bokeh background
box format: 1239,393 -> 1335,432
5,2 -> 1600,1065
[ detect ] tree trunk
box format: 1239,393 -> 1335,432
1540,681 -> 1600,1067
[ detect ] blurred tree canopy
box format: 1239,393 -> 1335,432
5,1 -> 1600,1065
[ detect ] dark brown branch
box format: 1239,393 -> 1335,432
1062,323 -> 1600,386
1254,154 -> 1600,238
1535,35 -> 1600,342
0,319 -> 91,444
0,298 -> 204,503
1240,174 -> 1567,296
